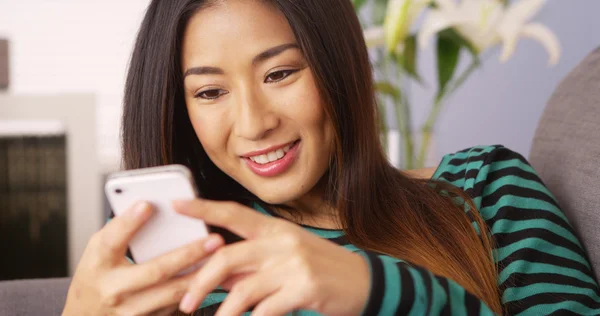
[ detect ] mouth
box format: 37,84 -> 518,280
243,139 -> 299,164
242,140 -> 301,177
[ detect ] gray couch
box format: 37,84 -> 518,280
2,48 -> 600,315
529,46 -> 600,282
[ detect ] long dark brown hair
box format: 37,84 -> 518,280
122,0 -> 503,314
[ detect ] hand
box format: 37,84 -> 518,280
62,202 -> 225,316
173,199 -> 370,316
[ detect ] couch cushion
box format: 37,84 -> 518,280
0,278 -> 71,315
529,47 -> 600,281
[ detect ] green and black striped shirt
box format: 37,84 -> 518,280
200,145 -> 600,315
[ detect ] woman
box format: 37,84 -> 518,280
63,0 -> 600,315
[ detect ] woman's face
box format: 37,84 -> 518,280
181,0 -> 335,204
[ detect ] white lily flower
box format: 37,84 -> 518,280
418,0 -> 561,66
383,0 -> 429,53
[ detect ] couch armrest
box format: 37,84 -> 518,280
0,278 -> 71,315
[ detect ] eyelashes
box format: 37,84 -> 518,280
195,89 -> 228,100
264,69 -> 298,83
193,69 -> 300,100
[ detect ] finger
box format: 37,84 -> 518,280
215,272 -> 281,316
173,199 -> 278,239
110,233 -> 224,294
116,274 -> 195,316
251,288 -> 301,316
219,272 -> 253,291
97,201 -> 153,258
178,239 -> 272,313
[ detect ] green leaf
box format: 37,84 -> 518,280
351,0 -> 369,11
395,35 -> 421,82
439,28 -> 479,60
436,31 -> 461,99
373,0 -> 389,25
375,81 -> 402,101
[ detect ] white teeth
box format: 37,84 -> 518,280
258,154 -> 268,164
267,151 -> 278,161
249,143 -> 295,165
275,149 -> 284,159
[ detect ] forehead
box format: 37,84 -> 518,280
181,1 -> 297,67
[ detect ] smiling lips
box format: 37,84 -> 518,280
242,140 -> 301,177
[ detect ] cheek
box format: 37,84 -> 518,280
282,77 -> 335,168
187,105 -> 230,160
281,75 -> 329,131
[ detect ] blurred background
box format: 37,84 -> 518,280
0,0 -> 598,281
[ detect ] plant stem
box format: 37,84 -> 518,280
378,50 -> 391,162
396,93 -> 414,169
378,96 -> 389,155
417,58 -> 480,168
391,52 -> 415,169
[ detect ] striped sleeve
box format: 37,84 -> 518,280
359,251 -> 497,315
437,145 -> 600,315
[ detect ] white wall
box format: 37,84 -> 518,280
0,0 -> 151,171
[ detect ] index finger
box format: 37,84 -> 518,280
108,234 -> 223,295
172,199 -> 276,239
96,201 -> 153,257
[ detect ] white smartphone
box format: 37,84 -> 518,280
105,164 -> 210,271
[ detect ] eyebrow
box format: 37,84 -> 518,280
252,43 -> 299,66
183,43 -> 299,78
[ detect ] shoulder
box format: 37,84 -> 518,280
404,145 -> 537,194
431,145 -> 541,197
403,145 -> 525,181
433,145 -> 528,179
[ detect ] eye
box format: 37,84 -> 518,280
265,69 -> 298,83
194,89 -> 228,100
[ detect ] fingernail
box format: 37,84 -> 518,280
204,235 -> 223,252
179,292 -> 196,313
132,202 -> 150,217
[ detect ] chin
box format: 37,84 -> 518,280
252,190 -> 298,205
246,179 -> 310,205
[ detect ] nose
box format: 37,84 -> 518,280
232,87 -> 279,141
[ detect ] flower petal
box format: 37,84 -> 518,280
497,0 -> 546,47
520,23 -> 561,66
418,10 -> 455,49
504,0 -> 547,25
384,0 -> 412,52
434,0 -> 458,11
458,0 -> 483,17
498,32 -> 519,63
407,1 -> 429,24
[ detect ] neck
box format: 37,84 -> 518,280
272,178 -> 342,230
278,198 -> 340,229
